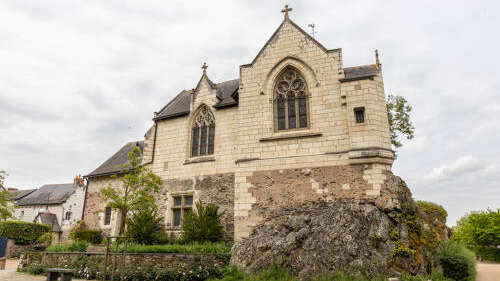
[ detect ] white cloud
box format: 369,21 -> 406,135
423,156 -> 484,183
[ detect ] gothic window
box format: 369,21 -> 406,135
191,105 -> 215,157
171,194 -> 193,227
274,68 -> 309,131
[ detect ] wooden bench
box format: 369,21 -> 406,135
46,268 -> 74,281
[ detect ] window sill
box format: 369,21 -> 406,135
259,131 -> 322,142
183,156 -> 215,165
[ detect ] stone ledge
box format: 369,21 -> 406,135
183,156 -> 215,165
259,131 -> 322,142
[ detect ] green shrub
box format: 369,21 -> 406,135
126,204 -> 164,245
72,229 -> 103,244
437,241 -> 476,281
46,241 -> 89,252
112,241 -> 231,254
35,232 -> 55,249
18,264 -> 47,275
474,246 -> 500,262
0,221 -> 50,244
183,202 -> 225,243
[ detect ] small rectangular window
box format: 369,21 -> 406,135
173,209 -> 181,227
354,107 -> 365,124
174,196 -> 182,207
184,196 -> 193,206
171,194 -> 194,228
104,207 -> 112,225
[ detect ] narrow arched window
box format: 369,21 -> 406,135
191,105 -> 215,157
274,68 -> 309,131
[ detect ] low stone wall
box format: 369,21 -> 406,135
5,239 -> 33,258
20,251 -> 230,279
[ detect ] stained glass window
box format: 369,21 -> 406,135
274,68 -> 309,131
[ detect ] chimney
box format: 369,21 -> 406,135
73,174 -> 84,190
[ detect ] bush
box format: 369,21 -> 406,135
126,204 -> 164,245
19,264 -> 47,275
46,241 -> 89,252
183,202 -> 225,243
72,229 -> 103,244
0,221 -> 51,244
437,241 -> 476,281
35,232 -> 55,249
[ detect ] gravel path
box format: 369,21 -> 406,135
476,262 -> 500,281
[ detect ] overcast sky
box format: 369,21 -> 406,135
1,0 -> 498,225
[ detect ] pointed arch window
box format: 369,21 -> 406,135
274,68 -> 309,131
191,105 -> 215,157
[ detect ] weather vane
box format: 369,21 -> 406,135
308,24 -> 316,38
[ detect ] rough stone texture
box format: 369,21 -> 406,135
231,173 -> 439,280
5,239 -> 32,258
159,173 -> 235,241
20,251 -> 229,274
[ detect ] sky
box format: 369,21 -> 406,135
0,0 -> 498,226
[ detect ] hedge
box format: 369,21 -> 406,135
0,221 -> 51,245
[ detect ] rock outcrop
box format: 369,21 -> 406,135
231,174 -> 447,280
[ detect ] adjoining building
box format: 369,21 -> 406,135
13,177 -> 86,241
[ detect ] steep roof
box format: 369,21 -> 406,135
9,189 -> 36,201
341,64 -> 379,82
85,141 -> 144,178
34,212 -> 62,232
154,79 -> 239,121
17,184 -> 74,206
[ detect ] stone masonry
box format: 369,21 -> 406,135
83,8 -> 394,249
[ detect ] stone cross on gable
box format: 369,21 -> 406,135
202,62 -> 208,73
281,4 -> 292,19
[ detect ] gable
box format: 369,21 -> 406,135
243,17 -> 334,68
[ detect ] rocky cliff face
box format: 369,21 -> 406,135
231,174 -> 447,280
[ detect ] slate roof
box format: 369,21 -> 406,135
154,79 -> 239,121
17,184 -> 74,206
341,64 -> 379,82
34,212 -> 62,232
85,141 -> 144,178
9,189 -> 36,201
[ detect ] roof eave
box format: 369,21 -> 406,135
339,75 -> 376,83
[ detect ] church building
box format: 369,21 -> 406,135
83,6 -> 394,242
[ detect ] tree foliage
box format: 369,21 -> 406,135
100,146 -> 163,235
126,203 -> 164,245
0,170 -> 16,221
452,209 -> 500,249
387,94 -> 415,149
182,202 -> 225,243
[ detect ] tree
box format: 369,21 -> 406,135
182,202 -> 225,243
386,94 -> 415,149
100,146 -> 163,235
0,171 -> 15,221
453,209 -> 500,249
